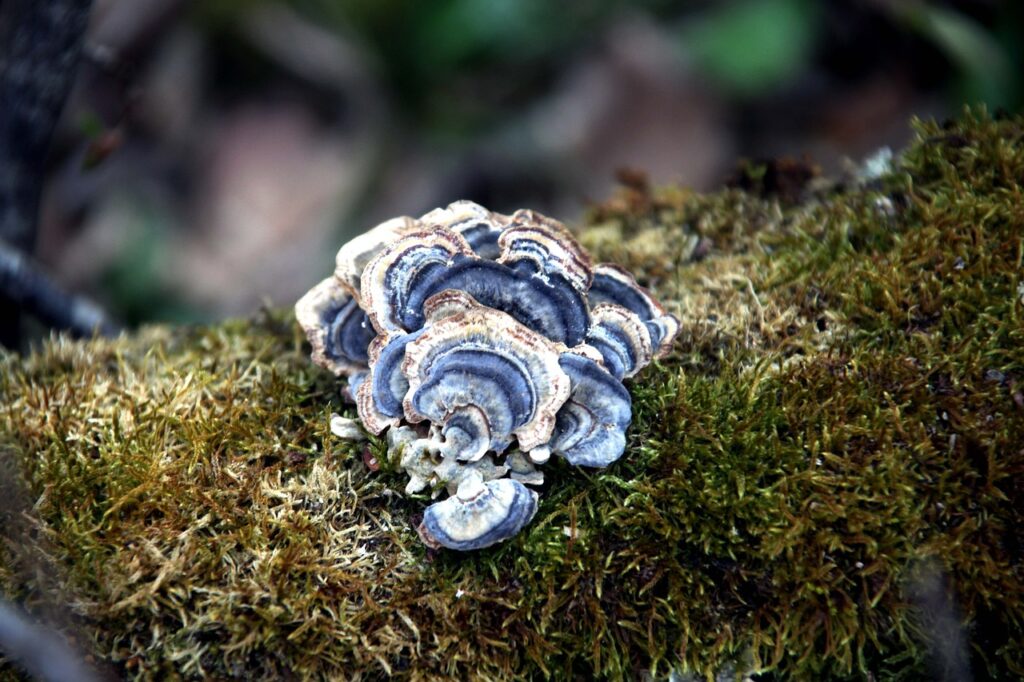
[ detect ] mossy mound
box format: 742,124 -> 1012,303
2,109 -> 1022,680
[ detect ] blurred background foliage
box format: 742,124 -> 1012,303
36,0 -> 1024,326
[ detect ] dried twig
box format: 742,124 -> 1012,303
0,0 -> 97,345
0,239 -> 118,338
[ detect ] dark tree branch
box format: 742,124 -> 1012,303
0,0 -> 96,346
0,0 -> 93,250
0,449 -> 110,682
0,600 -> 102,682
908,559 -> 973,682
0,239 -> 117,337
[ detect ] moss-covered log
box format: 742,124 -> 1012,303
2,109 -> 1022,680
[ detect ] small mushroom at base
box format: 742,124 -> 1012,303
330,414 -> 367,441
507,451 -> 545,486
417,471 -> 539,551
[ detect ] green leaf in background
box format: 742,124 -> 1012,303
98,198 -> 200,325
680,0 -> 819,97
904,3 -> 1016,109
416,0 -> 549,69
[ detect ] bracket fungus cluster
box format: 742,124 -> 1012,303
297,201 -> 679,550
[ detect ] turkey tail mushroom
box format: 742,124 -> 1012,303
298,201 -> 680,550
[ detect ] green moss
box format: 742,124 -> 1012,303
2,108 -> 1022,680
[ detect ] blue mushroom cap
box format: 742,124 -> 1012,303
497,211 -> 593,292
586,304 -> 654,380
327,300 -> 374,366
418,474 -> 539,550
361,229 -> 473,335
402,303 -> 570,455
589,264 -> 680,356
551,353 -> 632,468
420,200 -> 511,260
295,277 -> 375,376
357,328 -> 427,434
362,228 -> 592,346
459,223 -> 504,259
407,256 -> 591,346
